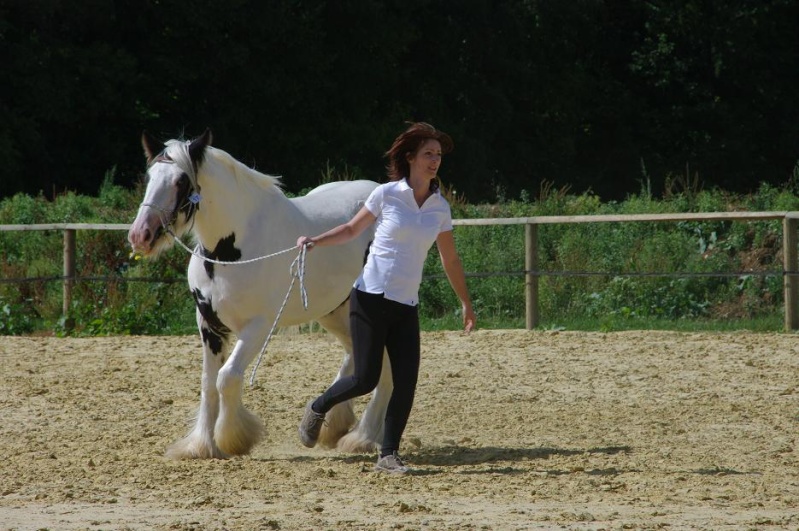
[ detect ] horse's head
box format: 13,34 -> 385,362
128,129 -> 212,257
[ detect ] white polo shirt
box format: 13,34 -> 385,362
354,179 -> 453,306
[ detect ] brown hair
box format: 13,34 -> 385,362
384,122 -> 454,191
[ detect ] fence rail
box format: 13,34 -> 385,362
2,212 -> 798,330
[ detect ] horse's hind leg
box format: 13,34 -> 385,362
166,310 -> 230,459
336,350 -> 391,453
316,300 -> 391,453
315,302 -> 357,448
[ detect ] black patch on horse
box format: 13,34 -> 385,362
192,288 -> 231,355
202,233 -> 242,279
175,173 -> 198,222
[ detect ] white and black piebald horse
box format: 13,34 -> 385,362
128,129 -> 392,459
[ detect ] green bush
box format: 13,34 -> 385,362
0,297 -> 37,334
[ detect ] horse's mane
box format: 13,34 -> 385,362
164,140 -> 284,194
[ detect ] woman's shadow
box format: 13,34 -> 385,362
332,444 -> 633,476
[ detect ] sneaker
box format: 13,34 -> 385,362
374,452 -> 409,474
298,399 -> 325,448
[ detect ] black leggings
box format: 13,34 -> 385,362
313,288 -> 420,455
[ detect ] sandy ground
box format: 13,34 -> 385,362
1,329 -> 798,530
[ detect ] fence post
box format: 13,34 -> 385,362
784,215 -> 798,330
63,229 -> 76,318
525,223 -> 538,330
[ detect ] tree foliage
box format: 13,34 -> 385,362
1,0 -> 798,203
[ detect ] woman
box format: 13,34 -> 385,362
297,122 -> 476,474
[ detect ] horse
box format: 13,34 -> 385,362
128,129 -> 392,459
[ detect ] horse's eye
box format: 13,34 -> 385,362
177,173 -> 190,191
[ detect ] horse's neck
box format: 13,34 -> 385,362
191,179 -> 292,252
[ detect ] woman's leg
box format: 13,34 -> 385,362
379,302 -> 420,456
313,289 -> 388,413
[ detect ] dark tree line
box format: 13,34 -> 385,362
2,0 -> 798,203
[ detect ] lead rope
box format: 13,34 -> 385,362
169,224 -> 298,265
249,244 -> 309,387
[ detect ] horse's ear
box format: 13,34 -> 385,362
189,128 -> 213,165
141,131 -> 162,164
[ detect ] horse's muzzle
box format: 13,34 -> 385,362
128,211 -> 166,256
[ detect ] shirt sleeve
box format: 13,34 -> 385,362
364,184 -> 384,217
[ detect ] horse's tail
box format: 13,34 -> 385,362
362,240 -> 372,266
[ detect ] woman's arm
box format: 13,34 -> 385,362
297,206 -> 376,249
436,230 -> 476,332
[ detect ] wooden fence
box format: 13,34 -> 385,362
2,211 -> 798,330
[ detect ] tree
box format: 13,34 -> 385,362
1,0 -> 797,203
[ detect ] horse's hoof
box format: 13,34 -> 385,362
336,431 -> 379,453
214,407 -> 264,456
165,437 -> 229,460
317,424 -> 351,449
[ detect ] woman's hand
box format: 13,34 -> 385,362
296,236 -> 315,250
463,304 -> 476,333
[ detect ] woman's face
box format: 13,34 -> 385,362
408,139 -> 443,180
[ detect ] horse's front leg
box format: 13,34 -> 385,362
214,323 -> 267,456
166,309 -> 231,459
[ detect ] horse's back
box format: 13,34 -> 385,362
293,180 -> 379,223
305,179 -> 378,197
